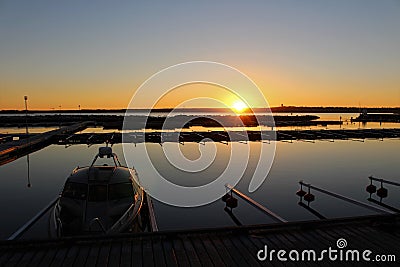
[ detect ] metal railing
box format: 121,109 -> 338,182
299,181 -> 393,214
225,184 -> 287,223
369,176 -> 400,187
8,197 -> 59,240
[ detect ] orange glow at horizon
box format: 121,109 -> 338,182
232,100 -> 248,113
0,72 -> 399,110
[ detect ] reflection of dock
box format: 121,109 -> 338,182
0,214 -> 398,266
0,122 -> 90,165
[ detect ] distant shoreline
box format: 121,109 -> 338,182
0,106 -> 399,114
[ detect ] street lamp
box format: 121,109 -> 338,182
24,96 -> 31,188
24,96 -> 29,136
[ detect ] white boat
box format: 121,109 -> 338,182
49,147 -> 147,237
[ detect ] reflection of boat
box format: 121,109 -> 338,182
49,147 -> 147,237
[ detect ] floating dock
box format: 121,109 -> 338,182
1,127 -> 399,165
0,214 -> 398,266
54,128 -> 400,145
2,128 -> 400,146
0,122 -> 89,165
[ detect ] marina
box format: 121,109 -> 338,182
2,1 -> 400,265
0,116 -> 399,266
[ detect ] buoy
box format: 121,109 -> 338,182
226,196 -> 238,209
377,187 -> 388,198
296,183 -> 307,197
366,184 -> 377,194
303,185 -> 315,203
222,193 -> 230,202
304,193 -> 315,202
296,189 -> 306,197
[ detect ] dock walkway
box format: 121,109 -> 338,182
0,122 -> 89,164
0,214 -> 398,266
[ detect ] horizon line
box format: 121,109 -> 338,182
1,106 -> 399,112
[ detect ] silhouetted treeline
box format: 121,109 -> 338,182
1,106 -> 399,114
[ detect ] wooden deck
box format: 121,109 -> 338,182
0,214 -> 398,266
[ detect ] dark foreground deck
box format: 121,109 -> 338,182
0,214 -> 399,266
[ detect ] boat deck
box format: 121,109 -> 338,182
0,214 -> 399,266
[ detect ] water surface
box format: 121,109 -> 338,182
0,138 -> 398,240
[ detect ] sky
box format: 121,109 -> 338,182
0,0 -> 399,110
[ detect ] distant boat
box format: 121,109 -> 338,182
49,146 -> 146,237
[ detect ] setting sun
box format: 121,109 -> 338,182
232,100 -> 248,113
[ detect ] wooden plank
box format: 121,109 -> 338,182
200,236 -> 225,266
313,228 -> 340,244
219,236 -> 248,267
108,242 -> 122,267
49,246 -> 69,267
280,231 -> 302,247
28,250 -> 47,267
229,236 -> 261,267
270,232 -> 296,249
71,245 -> 90,267
181,237 -> 201,267
141,237 -> 154,267
266,232 -> 314,267
331,227 -> 372,248
285,230 -> 334,267
119,240 -> 132,267
160,238 -> 178,267
14,249 -> 36,267
338,226 -> 393,254
208,234 -> 237,267
60,245 -> 79,267
95,242 -> 112,267
237,234 -> 265,263
39,248 -> 58,266
259,231 -> 292,250
84,244 -> 101,267
0,250 -> 13,266
351,225 -> 400,250
172,237 -> 191,266
2,249 -> 25,267
188,235 -> 213,266
278,232 -> 315,267
131,238 -> 143,267
151,236 -> 166,267
297,229 -> 337,258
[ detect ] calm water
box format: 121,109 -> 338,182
0,138 -> 399,239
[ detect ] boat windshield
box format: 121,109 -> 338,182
109,183 -> 135,200
62,182 -> 135,201
88,184 -> 107,202
62,182 -> 88,200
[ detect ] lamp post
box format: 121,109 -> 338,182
24,96 -> 29,136
59,105 -> 62,128
24,96 -> 31,187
